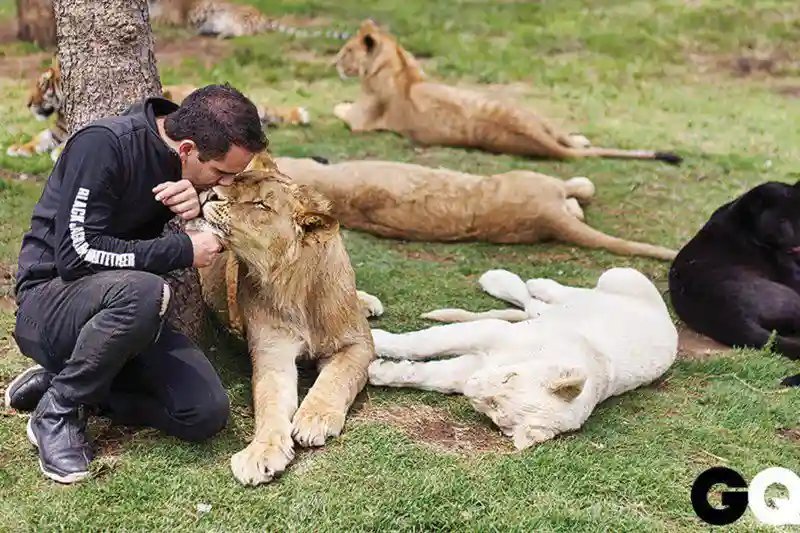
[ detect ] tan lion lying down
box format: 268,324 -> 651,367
262,155 -> 678,261
188,167 -> 382,486
332,19 -> 682,165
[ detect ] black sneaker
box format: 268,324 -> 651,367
26,389 -> 94,484
4,365 -> 54,412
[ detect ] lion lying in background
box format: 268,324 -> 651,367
187,167 -> 381,486
368,267 -> 678,449
261,155 -> 678,261
332,19 -> 682,165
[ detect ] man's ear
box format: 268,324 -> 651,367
297,212 -> 339,242
177,140 -> 196,160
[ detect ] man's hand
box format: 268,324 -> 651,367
187,230 -> 222,268
153,180 -> 201,220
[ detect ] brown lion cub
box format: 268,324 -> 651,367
333,19 -> 682,165
271,155 -> 678,261
190,167 -> 378,486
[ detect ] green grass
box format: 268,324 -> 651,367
1,0 -> 800,531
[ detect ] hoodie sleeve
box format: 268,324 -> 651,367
53,127 -> 195,282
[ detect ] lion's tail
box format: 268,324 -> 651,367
553,212 -> 678,261
576,147 -> 683,165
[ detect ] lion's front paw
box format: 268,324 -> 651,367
333,102 -> 354,121
230,428 -> 295,486
357,290 -> 384,318
291,401 -> 346,448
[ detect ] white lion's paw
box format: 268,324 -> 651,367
230,427 -> 295,486
357,290 -> 384,318
367,359 -> 398,386
333,102 -> 354,121
525,278 -> 565,303
513,424 -> 558,451
369,329 -> 409,360
291,401 -> 345,447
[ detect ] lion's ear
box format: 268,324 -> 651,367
298,212 -> 339,241
359,19 -> 379,34
363,33 -> 376,52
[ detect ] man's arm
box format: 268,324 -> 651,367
53,127 -> 195,282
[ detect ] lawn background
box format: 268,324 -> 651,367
0,0 -> 799,531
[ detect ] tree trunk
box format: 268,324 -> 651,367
51,0 -> 210,344
16,0 -> 57,49
52,0 -> 163,132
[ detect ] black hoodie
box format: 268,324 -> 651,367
15,97 -> 195,297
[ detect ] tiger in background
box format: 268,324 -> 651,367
7,61 -> 311,163
6,60 -> 67,163
148,0 -> 352,40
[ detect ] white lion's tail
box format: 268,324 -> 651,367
421,269 -> 538,323
420,308 -> 530,323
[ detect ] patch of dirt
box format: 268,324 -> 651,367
0,21 -> 234,79
91,421 -> 158,457
689,48 -> 800,80
676,323 -> 731,360
153,33 -> 232,70
0,20 -> 51,79
0,52 -> 50,80
0,263 -> 16,312
353,402 -> 514,455
0,168 -> 44,182
774,85 -> 800,98
777,427 -> 800,442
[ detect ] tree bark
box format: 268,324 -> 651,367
16,0 -> 57,49
52,0 -> 163,132
51,0 -> 209,344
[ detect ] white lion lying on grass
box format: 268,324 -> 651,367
368,267 -> 678,449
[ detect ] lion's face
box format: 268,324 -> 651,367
199,169 -> 339,269
28,64 -> 62,121
334,19 -> 383,79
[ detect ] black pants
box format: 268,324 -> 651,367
13,270 -> 229,442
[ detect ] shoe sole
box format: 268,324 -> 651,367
26,417 -> 91,484
4,365 -> 44,410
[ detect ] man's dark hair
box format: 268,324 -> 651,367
164,83 -> 268,162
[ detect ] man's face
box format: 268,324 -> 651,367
177,141 -> 254,190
